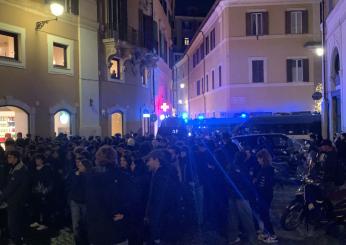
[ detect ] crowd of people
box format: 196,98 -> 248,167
0,130 -> 345,245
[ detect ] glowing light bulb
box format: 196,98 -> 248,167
50,2 -> 64,17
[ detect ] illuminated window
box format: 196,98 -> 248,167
110,57 -> 120,79
53,42 -> 67,68
184,37 -> 190,46
0,30 -> 18,60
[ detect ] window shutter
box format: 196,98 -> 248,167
287,60 -> 293,82
303,59 -> 309,82
246,13 -> 251,36
285,11 -> 291,34
263,12 -> 269,35
259,61 -> 264,82
302,10 -> 308,34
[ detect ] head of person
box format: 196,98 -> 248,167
34,153 -> 45,167
7,150 -> 21,166
145,149 -> 169,173
16,132 -> 23,139
76,158 -> 92,173
95,145 -> 118,167
256,149 -> 272,167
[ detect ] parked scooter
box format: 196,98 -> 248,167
281,168 -> 346,231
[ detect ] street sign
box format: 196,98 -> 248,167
312,92 -> 322,100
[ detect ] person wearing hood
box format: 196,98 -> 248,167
0,150 -> 30,245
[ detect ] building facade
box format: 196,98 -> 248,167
174,0 -> 322,119
325,0 -> 346,135
0,0 -> 174,139
98,0 -> 174,136
173,16 -> 204,64
0,0 -> 101,140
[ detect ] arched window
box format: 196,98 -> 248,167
111,112 -> 123,136
54,110 -> 71,136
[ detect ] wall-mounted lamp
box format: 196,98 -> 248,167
35,1 -> 64,31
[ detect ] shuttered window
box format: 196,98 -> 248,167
287,59 -> 309,82
246,12 -> 269,36
251,60 -> 264,83
205,36 -> 209,55
286,10 -> 308,34
212,70 -> 215,89
218,66 -> 222,87
210,29 -> 216,50
197,80 -> 201,96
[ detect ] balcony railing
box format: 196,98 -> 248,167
102,23 -> 139,46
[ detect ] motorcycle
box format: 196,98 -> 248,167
281,174 -> 346,231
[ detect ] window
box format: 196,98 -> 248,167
47,34 -> 74,75
212,70 -> 215,89
184,37 -> 190,46
287,59 -> 309,82
110,57 -> 120,79
53,43 -> 67,68
202,78 -> 204,93
0,30 -> 18,60
246,12 -> 268,36
182,21 -> 191,30
286,11 -> 308,34
218,66 -> 222,86
251,60 -> 264,83
200,43 -> 204,59
206,75 -> 209,92
210,29 -> 216,50
290,11 -> 302,34
197,80 -> 201,95
0,23 -> 25,69
205,36 -> 209,55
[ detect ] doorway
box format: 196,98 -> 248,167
54,110 -> 71,136
111,112 -> 123,136
0,106 -> 29,143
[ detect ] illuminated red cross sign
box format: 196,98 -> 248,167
160,103 -> 170,112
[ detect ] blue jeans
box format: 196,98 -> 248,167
70,200 -> 88,245
228,198 -> 257,244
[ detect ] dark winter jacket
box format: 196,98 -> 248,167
146,165 -> 180,242
0,161 -> 31,207
254,165 -> 275,200
86,165 -> 136,245
67,171 -> 87,204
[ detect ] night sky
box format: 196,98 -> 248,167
175,0 -> 216,17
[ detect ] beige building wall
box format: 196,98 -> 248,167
181,0 -> 322,119
0,0 -> 83,137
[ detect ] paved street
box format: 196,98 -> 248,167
31,184 -> 344,245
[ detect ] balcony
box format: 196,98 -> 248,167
102,23 -> 139,46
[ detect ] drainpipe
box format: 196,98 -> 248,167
321,0 -> 330,139
200,31 -> 207,117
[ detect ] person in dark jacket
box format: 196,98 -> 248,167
0,145 -> 8,241
216,150 -> 256,244
0,150 -> 30,245
67,158 -> 92,245
145,149 -> 180,245
254,149 -> 278,243
86,145 -> 135,245
30,153 -> 54,231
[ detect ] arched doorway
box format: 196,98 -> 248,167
54,110 -> 71,136
330,48 -> 342,133
111,112 -> 123,136
0,106 -> 29,143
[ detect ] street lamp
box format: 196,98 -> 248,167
35,1 -> 65,31
315,47 -> 324,57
